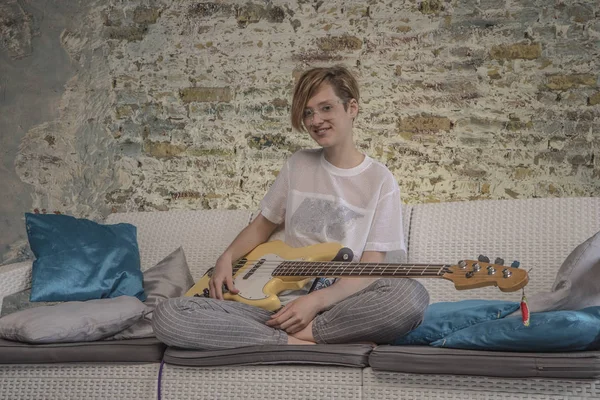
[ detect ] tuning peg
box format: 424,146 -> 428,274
478,255 -> 490,263
494,257 -> 504,266
511,260 -> 520,268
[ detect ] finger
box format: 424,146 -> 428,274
271,307 -> 285,319
213,278 -> 224,300
269,307 -> 291,324
265,316 -> 281,327
278,317 -> 300,331
285,323 -> 303,334
208,279 -> 216,299
225,276 -> 239,294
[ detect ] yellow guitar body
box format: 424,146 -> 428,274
185,241 -> 343,311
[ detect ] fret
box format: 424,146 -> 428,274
272,261 -> 448,278
437,265 -> 445,276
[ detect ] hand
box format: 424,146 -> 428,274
209,255 -> 239,300
266,294 -> 322,334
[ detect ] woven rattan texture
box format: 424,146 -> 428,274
363,368 -> 600,399
161,365 -> 362,400
408,197 -> 600,303
0,261 -> 32,299
105,210 -> 252,280
0,364 -> 158,400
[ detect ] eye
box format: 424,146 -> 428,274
303,109 -> 314,118
321,105 -> 332,112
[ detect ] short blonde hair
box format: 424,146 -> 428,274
291,65 -> 360,132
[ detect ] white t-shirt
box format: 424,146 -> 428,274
260,148 -> 406,263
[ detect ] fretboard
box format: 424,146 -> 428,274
273,261 -> 451,278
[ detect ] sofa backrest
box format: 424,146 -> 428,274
407,197 -> 600,303
105,210 -> 252,280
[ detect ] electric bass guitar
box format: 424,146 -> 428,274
185,240 -> 529,311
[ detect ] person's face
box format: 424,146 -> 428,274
302,83 -> 358,148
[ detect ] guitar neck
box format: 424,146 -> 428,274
273,261 -> 451,278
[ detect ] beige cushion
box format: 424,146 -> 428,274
0,296 -> 148,343
110,247 -> 194,340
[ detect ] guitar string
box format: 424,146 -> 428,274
227,259 -> 452,278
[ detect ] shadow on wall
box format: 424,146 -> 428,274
0,0 -> 91,264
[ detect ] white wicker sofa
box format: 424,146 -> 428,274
1,197 -> 600,399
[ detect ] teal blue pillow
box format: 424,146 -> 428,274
26,213 -> 146,302
432,306 -> 600,352
393,300 -> 520,345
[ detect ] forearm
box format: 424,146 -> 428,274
310,277 -> 378,311
309,250 -> 386,312
218,214 -> 278,262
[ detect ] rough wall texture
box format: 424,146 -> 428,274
0,0 -> 86,263
3,0 -> 600,262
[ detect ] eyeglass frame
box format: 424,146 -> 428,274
302,99 -> 348,125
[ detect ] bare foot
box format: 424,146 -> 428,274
287,336 -> 316,345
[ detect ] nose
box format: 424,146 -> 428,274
311,112 -> 325,125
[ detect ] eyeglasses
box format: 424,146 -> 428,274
302,99 -> 346,124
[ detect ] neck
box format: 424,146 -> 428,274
323,140 -> 364,169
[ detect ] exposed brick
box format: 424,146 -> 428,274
106,25 -> 148,41
115,105 -> 136,119
487,69 -> 501,80
567,3 -> 595,24
419,0 -> 444,15
489,43 -> 541,60
267,6 -> 285,23
188,3 -> 233,18
546,74 -> 597,90
180,87 -> 232,103
397,115 -> 454,134
133,6 -> 161,24
247,134 -> 292,151
143,140 -> 187,158
236,3 -> 266,26
316,35 -> 362,52
589,92 -> 600,106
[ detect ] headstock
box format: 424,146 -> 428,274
445,260 -> 529,292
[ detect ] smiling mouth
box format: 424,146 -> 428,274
313,127 -> 330,136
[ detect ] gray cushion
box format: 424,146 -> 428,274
523,230 -> 600,314
0,296 -> 148,343
369,345 -> 600,379
0,288 -> 59,317
0,338 -> 165,363
164,344 -> 374,367
109,246 -> 194,340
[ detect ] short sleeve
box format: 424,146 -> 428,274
364,178 -> 406,255
259,159 -> 290,224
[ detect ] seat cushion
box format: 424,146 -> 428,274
369,345 -> 600,379
164,344 -> 374,367
0,338 -> 166,363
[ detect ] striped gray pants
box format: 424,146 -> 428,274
152,278 -> 429,350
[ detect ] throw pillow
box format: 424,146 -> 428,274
521,231 -> 600,314
432,306 -> 600,352
25,213 -> 146,302
0,289 -> 58,318
109,246 -> 194,340
0,296 -> 148,343
393,300 -> 520,346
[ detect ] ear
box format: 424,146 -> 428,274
348,98 -> 359,118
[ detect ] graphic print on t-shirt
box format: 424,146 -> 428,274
290,197 -> 364,241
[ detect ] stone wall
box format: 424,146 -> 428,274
3,0 -> 600,262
